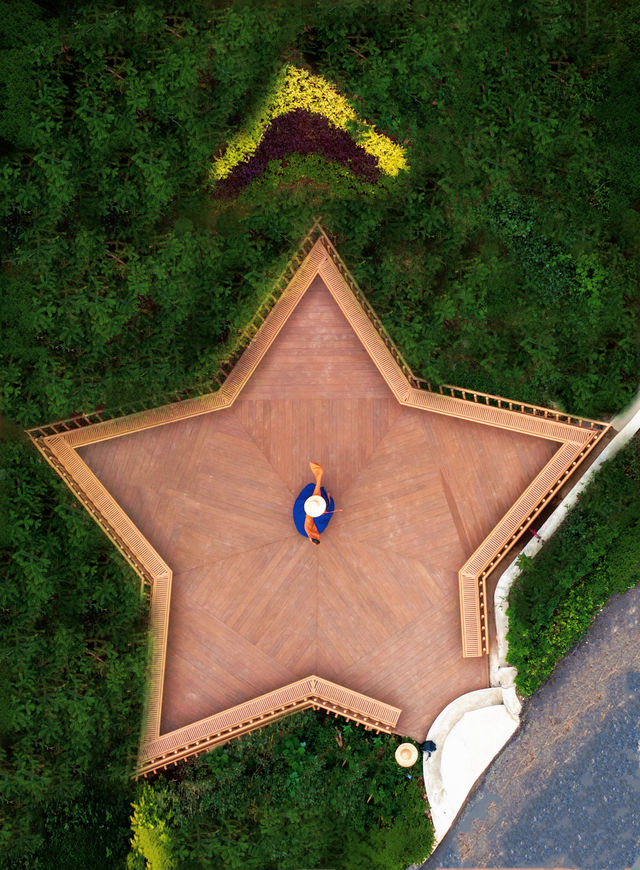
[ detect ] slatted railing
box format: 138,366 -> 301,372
26,227 -> 333,761
432,383 -> 607,432
27,221 -> 607,444
457,434 -> 606,656
34,434 -> 170,588
136,676 -> 402,777
318,227 -> 606,436
318,255 -> 412,400
403,386 -> 597,445
318,228 -> 420,389
26,221 -> 326,442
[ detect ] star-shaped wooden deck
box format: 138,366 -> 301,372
30,229 -> 608,774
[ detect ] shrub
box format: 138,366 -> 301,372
128,710 -> 433,870
128,784 -> 178,870
507,436 -> 640,695
3,0 -> 639,428
0,436 -> 147,866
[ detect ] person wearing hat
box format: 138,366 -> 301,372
304,461 -> 331,545
292,461 -> 337,543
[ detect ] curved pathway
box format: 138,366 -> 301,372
423,582 -> 640,869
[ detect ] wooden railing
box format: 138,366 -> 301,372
26,221 -> 327,442
136,676 -> 402,777
31,434 -> 174,748
318,229 -> 606,435
27,227 -> 333,763
27,219 -> 611,774
309,233 -> 611,656
318,229 -> 421,389
27,220 -> 606,443
432,384 -> 607,432
34,434 -> 170,588
318,228 -> 606,433
456,435 -> 605,656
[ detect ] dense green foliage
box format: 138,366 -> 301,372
507,435 -> 640,695
2,0 -> 640,865
0,431 -> 148,867
127,711 -> 432,870
2,0 -> 640,428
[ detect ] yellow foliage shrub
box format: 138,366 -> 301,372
128,785 -> 178,870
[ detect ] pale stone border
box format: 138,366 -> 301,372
422,687 -> 516,843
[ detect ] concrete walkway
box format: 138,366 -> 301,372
422,581 -> 640,869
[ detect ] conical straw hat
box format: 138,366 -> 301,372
395,743 -> 419,767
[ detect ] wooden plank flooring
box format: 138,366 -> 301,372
79,277 -> 558,740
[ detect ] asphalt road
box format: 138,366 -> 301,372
422,583 -> 640,870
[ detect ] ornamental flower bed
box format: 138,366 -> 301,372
210,63 -> 408,185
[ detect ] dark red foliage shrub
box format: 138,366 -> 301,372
215,109 -> 381,195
